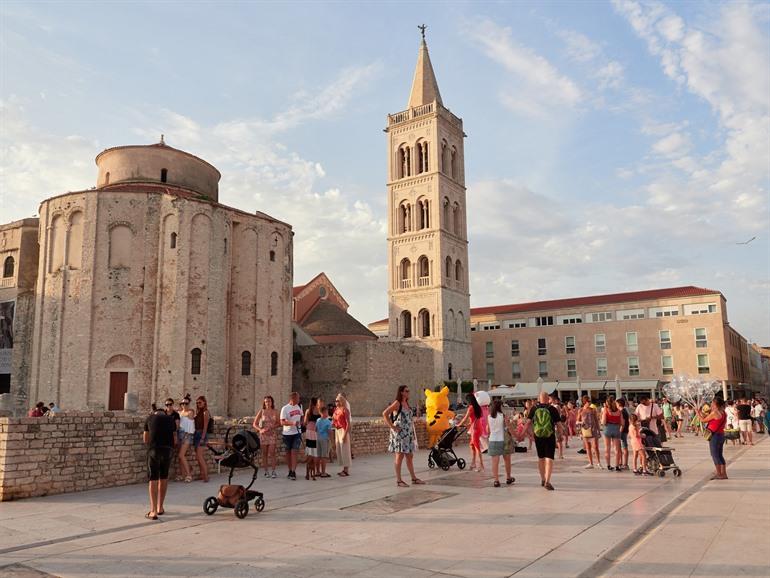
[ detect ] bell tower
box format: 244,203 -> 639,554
385,28 -> 472,383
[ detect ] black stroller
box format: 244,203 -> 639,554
641,427 -> 682,478
203,427 -> 265,518
428,426 -> 467,471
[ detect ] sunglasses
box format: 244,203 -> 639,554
165,403 -> 173,406
180,402 -> 189,406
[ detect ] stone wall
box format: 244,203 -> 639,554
293,340 -> 437,416
0,412 -> 433,501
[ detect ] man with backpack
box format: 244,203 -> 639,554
527,391 -> 562,490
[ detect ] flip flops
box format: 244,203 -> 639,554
145,512 -> 158,520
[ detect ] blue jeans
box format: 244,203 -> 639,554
709,433 -> 725,466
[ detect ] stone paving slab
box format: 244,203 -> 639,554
0,434 -> 765,578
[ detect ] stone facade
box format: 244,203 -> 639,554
22,142 -> 293,417
384,37 -> 473,384
0,412 -> 433,501
0,218 -> 40,415
293,340 -> 437,416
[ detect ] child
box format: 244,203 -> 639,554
315,405 -> 332,478
629,414 -> 649,475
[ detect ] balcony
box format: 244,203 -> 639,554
387,102 -> 462,129
399,279 -> 412,289
0,277 -> 15,288
417,276 -> 430,287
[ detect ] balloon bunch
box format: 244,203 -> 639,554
663,374 -> 721,410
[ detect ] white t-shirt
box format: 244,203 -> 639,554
488,413 -> 505,442
280,403 -> 303,435
726,406 -> 738,427
635,403 -> 662,434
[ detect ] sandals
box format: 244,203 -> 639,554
506,477 -> 515,485
337,471 -> 349,477
184,476 -> 192,483
157,509 -> 165,516
397,480 -> 409,487
493,481 -> 501,487
411,478 -> 426,485
145,512 -> 158,520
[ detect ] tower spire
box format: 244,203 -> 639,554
407,26 -> 443,109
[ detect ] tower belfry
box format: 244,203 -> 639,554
384,29 -> 472,383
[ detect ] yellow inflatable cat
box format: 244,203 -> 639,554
425,386 -> 455,447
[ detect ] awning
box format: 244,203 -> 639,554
496,380 -> 660,398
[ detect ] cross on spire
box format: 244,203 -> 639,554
418,24 -> 427,40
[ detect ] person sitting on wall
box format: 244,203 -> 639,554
48,402 -> 61,415
28,402 -> 45,417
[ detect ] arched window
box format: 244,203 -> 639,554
457,311 -> 466,338
416,141 -> 429,174
398,202 -> 412,234
450,146 -> 458,179
399,258 -> 412,289
417,198 -> 430,230
453,203 -> 461,236
455,260 -> 463,286
269,250 -> 276,262
419,309 -> 431,337
447,309 -> 455,338
241,351 -> 251,376
401,310 -> 412,338
445,256 -> 452,279
2,256 -> 14,278
160,168 -> 168,183
104,172 -> 110,185
448,363 -> 453,381
441,140 -> 449,174
49,214 -> 65,272
191,348 -> 202,375
397,145 -> 411,179
67,211 -> 83,270
109,224 -> 133,268
417,255 -> 429,285
170,232 -> 177,249
270,351 -> 278,376
443,197 -> 451,232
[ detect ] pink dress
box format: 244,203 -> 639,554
469,411 -> 482,450
629,427 -> 643,452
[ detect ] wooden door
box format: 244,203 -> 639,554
108,372 -> 128,410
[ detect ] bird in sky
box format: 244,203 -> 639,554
735,236 -> 756,245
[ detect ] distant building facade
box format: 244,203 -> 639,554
0,219 -> 40,413
381,34 -> 472,383
468,286 -> 758,396
5,141 -> 293,416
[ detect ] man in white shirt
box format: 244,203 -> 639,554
752,400 -> 764,433
635,396 -> 663,437
280,392 -> 303,480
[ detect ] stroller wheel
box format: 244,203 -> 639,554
656,469 -> 666,478
428,458 -> 435,469
457,458 -> 466,470
234,499 -> 249,519
203,496 -> 218,515
441,463 -> 450,471
672,468 -> 682,478
255,498 -> 266,512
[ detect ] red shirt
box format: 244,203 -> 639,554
333,407 -> 349,430
28,408 -> 43,417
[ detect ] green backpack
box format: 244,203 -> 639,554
533,406 -> 554,438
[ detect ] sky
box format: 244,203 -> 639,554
1,1 -> 769,343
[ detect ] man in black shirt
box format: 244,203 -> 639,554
527,391 -> 562,490
736,398 -> 753,445
143,407 -> 176,520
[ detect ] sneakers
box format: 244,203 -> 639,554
288,471 -> 296,480
264,471 -> 270,478
271,470 -> 277,479
584,463 -> 595,469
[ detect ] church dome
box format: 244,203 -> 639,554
95,139 -> 221,201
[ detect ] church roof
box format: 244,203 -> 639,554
408,37 -> 443,108
301,300 -> 377,340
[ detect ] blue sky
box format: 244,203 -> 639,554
2,1 -> 769,343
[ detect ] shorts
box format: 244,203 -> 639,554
193,431 -> 208,448
305,438 -> 318,457
620,431 -> 628,449
488,441 -> 504,456
147,447 -> 172,481
534,435 -> 556,460
178,431 -> 193,445
604,423 -> 621,439
283,433 -> 302,451
317,438 -> 330,459
738,420 -> 752,432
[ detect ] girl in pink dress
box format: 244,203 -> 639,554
629,414 -> 649,475
457,393 -> 485,472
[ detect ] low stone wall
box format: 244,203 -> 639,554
0,412 -> 433,501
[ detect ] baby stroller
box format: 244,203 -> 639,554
641,427 -> 682,478
203,427 -> 265,518
428,426 -> 467,471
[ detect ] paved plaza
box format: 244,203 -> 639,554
0,435 -> 767,578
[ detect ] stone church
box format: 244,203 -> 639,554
2,141 -> 293,417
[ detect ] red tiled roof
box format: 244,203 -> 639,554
292,285 -> 306,297
470,286 -> 722,317
368,286 -> 722,325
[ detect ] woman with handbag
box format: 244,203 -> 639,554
697,398 -> 728,480
487,398 -> 515,487
578,396 -> 602,469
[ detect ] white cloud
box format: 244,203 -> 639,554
651,131 -> 691,157
558,29 -> 602,63
595,61 -> 625,89
463,17 -> 582,117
